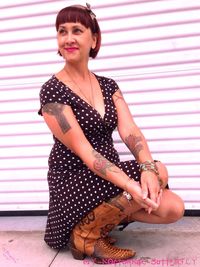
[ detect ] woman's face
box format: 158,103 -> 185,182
57,22 -> 97,63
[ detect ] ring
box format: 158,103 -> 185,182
123,191 -> 132,201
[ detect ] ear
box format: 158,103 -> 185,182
91,33 -> 97,49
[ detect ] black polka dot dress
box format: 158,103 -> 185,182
38,74 -> 141,249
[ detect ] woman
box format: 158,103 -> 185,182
38,4 -> 185,264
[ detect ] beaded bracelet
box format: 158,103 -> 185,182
139,160 -> 159,176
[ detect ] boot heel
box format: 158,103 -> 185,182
70,246 -> 86,260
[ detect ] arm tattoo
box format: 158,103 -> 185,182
113,89 -> 124,104
42,103 -> 71,134
125,134 -> 143,159
92,150 -> 119,176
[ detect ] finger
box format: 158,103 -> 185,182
141,183 -> 148,200
145,197 -> 159,210
149,178 -> 160,202
160,188 -> 163,197
155,194 -> 161,208
157,189 -> 163,206
136,199 -> 151,210
141,203 -> 151,210
158,189 -> 163,201
142,191 -> 148,200
148,207 -> 152,214
150,189 -> 157,204
156,194 -> 161,207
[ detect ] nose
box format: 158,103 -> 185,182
65,32 -> 75,45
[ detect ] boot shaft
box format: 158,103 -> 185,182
72,201 -> 125,255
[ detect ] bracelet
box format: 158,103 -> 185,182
139,160 -> 159,176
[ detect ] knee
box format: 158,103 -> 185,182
174,197 -> 185,221
166,196 -> 185,223
156,192 -> 185,223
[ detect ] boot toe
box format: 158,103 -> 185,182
93,238 -> 136,264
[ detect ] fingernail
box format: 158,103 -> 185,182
148,208 -> 152,214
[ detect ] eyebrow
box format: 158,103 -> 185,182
58,24 -> 84,29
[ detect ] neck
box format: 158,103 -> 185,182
64,63 -> 89,80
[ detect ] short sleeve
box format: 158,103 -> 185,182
38,75 -> 71,116
108,78 -> 120,95
98,75 -> 119,96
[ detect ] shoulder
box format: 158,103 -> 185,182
40,75 -> 64,94
39,75 -> 71,106
95,74 -> 118,85
95,74 -> 119,94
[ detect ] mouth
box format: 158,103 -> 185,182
65,47 -> 78,52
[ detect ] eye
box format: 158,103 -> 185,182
73,28 -> 83,34
58,28 -> 66,35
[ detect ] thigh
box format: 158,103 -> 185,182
153,189 -> 185,222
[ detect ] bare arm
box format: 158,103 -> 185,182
113,90 -> 153,163
113,90 -> 161,205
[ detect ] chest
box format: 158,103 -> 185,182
71,78 -> 105,118
69,85 -> 118,133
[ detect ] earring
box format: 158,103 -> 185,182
57,50 -> 62,56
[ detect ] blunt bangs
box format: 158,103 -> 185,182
56,6 -> 94,33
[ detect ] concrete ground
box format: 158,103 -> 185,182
0,216 -> 200,267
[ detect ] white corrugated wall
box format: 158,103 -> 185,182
0,0 -> 200,213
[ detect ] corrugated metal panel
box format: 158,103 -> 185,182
0,0 -> 199,212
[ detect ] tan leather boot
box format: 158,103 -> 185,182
69,201 -> 136,264
108,192 -> 136,231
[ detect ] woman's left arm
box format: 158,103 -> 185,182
113,89 -> 161,205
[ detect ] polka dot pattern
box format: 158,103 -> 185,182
39,74 -> 141,249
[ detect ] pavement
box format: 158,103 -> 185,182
0,216 -> 200,267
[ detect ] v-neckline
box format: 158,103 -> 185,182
53,74 -> 106,120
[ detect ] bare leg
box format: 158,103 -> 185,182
126,189 -> 185,224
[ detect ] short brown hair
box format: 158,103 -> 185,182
55,5 -> 101,58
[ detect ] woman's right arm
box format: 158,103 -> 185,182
42,102 -> 158,210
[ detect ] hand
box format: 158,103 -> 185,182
126,180 -> 159,210
146,189 -> 163,214
140,170 -> 162,211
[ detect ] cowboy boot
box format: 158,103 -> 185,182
69,201 -> 136,264
108,192 -> 136,231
